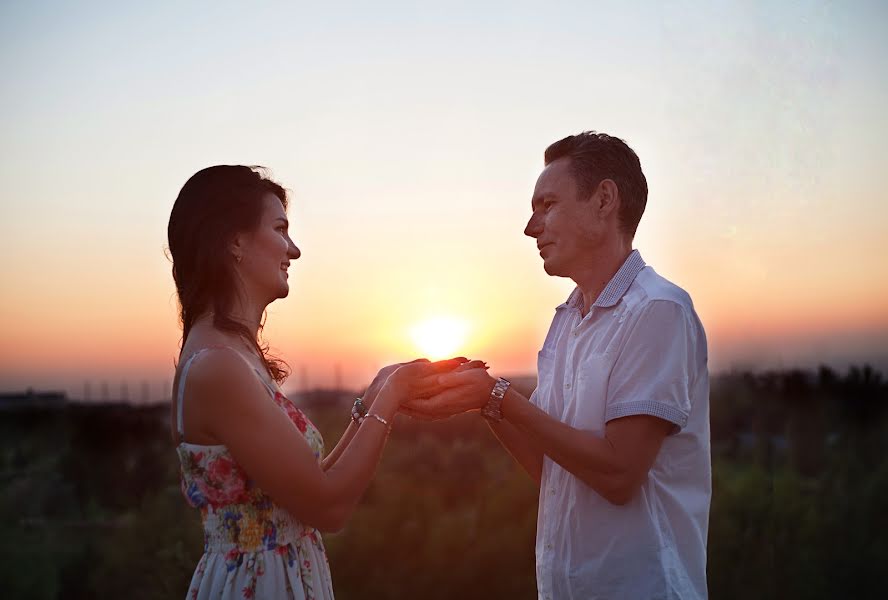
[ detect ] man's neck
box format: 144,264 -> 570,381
572,244 -> 633,317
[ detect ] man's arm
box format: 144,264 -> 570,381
487,407 -> 545,484
502,385 -> 671,504
402,361 -> 543,484
409,370 -> 671,505
409,300 -> 694,504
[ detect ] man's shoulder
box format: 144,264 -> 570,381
631,266 -> 696,312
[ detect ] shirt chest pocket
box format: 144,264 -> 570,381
564,352 -> 614,434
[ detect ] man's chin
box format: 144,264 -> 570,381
542,259 -> 564,277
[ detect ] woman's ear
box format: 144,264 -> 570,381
230,234 -> 246,264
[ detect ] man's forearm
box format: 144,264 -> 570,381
416,367 -> 665,503
501,388 -> 636,504
488,390 -> 544,484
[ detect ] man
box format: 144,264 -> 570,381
405,131 -> 711,599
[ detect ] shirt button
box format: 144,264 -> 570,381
564,382 -> 571,389
546,544 -> 553,551
549,488 -> 556,495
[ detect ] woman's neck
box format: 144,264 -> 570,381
208,292 -> 266,335
193,304 -> 263,347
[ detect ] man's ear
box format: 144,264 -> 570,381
596,179 -> 620,220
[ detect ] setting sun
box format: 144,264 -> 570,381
409,316 -> 470,361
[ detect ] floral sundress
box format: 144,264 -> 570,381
174,348 -> 334,599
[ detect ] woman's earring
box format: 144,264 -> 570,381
235,254 -> 243,263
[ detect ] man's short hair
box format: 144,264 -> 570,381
544,131 -> 648,237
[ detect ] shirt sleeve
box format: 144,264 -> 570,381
604,299 -> 695,434
528,387 -> 541,409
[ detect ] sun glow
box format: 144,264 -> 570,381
409,316 -> 470,361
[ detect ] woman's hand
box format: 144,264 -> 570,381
373,358 -> 465,419
361,359 -> 427,410
399,359 -> 490,421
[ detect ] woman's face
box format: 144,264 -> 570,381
235,193 -> 301,304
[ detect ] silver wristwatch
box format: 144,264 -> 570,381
481,377 -> 511,422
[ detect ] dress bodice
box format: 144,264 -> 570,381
173,348 -> 334,599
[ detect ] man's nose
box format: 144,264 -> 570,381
289,243 -> 301,260
524,213 -> 541,238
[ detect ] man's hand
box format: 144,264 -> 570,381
401,361 -> 494,420
362,357 -> 468,408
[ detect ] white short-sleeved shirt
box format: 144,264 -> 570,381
531,250 -> 711,600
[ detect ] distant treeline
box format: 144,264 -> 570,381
1,365 -> 885,599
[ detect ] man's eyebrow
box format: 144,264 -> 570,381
274,217 -> 289,226
531,193 -> 553,208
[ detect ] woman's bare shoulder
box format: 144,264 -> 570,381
183,346 -> 257,394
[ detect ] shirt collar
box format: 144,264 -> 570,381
560,250 -> 646,310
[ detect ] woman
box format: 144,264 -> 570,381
167,165 -> 459,599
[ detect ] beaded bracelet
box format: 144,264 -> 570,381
351,397 -> 368,425
364,413 -> 389,428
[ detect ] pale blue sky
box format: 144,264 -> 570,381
1,1 -> 886,396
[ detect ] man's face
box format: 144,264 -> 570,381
524,158 -> 605,278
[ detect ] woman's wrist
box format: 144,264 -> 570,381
362,412 -> 391,431
372,385 -> 402,422
361,387 -> 377,409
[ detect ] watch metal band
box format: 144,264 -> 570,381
481,377 -> 510,422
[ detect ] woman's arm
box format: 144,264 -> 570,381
320,359 -> 447,471
190,349 -> 456,532
320,420 -> 358,471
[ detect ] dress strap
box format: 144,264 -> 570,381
176,348 -> 209,437
176,346 -> 279,438
210,346 -> 278,398
252,369 -> 278,398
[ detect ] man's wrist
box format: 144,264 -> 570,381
481,377 -> 511,422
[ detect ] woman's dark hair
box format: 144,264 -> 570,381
544,131 -> 648,237
167,165 -> 289,383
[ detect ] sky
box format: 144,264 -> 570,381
1,1 -> 887,400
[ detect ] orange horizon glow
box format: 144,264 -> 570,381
2,275 -> 886,398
